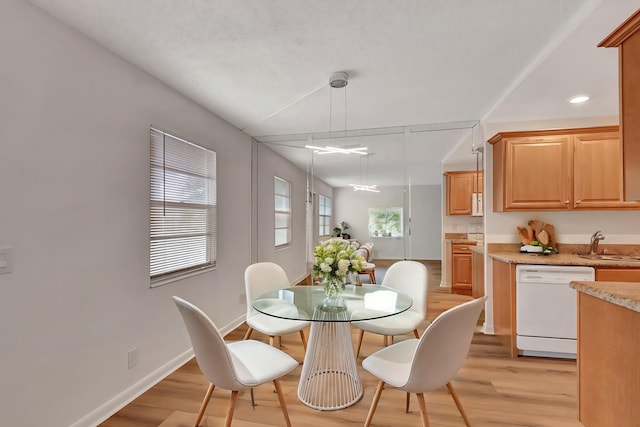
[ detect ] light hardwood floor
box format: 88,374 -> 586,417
101,261 -> 581,427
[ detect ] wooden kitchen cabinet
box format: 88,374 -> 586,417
444,170 -> 483,215
492,259 -> 517,358
599,8 -> 640,200
489,126 -> 640,212
596,267 -> 640,282
472,249 -> 484,298
574,131 -> 640,209
451,243 -> 474,296
576,292 -> 640,426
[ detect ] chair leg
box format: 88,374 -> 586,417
446,382 -> 472,427
364,380 -> 385,427
194,382 -> 215,427
416,392 -> 431,427
406,392 -> 411,413
299,330 -> 307,351
269,336 -> 275,347
224,390 -> 239,427
273,379 -> 292,427
250,388 -> 255,409
413,329 -> 420,339
384,335 -> 393,346
355,329 -> 365,358
243,327 -> 253,340
368,270 -> 376,284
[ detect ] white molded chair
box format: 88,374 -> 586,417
352,260 -> 428,358
172,296 -> 298,427
362,296 -> 487,427
243,262 -> 311,349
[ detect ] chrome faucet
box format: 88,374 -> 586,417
589,230 -> 605,255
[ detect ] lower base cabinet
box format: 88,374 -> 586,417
577,293 -> 640,426
451,243 -> 474,296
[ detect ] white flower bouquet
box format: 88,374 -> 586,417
313,239 -> 366,296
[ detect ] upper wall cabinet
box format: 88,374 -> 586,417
444,170 -> 483,215
489,126 -> 640,212
599,9 -> 640,201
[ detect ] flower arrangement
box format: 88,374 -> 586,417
313,239 -> 366,296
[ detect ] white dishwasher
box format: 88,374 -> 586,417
515,264 -> 594,358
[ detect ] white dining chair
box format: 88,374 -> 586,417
362,296 -> 487,427
172,296 -> 298,427
243,262 -> 310,349
352,260 -> 428,358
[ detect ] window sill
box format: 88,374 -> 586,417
150,264 -> 216,288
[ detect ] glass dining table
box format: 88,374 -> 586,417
252,284 -> 413,411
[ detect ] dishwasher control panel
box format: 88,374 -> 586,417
517,265 -> 595,284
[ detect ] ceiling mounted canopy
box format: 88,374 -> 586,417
329,71 -> 349,89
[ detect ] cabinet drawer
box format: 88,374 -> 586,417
596,268 -> 640,282
452,244 -> 472,253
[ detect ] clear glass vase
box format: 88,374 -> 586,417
323,277 -> 344,297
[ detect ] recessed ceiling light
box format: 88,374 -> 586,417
569,95 -> 590,104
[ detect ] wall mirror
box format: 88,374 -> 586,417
252,120 -> 480,285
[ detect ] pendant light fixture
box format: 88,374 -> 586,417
305,71 -> 368,156
349,153 -> 379,192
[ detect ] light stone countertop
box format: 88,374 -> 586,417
469,245 -> 484,254
488,251 -> 640,268
570,281 -> 640,313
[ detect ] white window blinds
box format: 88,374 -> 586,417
319,194 -> 332,236
150,128 -> 216,284
274,176 -> 291,247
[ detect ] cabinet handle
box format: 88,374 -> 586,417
576,200 -> 581,204
564,200 -> 570,204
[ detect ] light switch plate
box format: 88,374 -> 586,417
0,248 -> 12,274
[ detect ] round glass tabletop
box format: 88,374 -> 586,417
252,284 -> 413,322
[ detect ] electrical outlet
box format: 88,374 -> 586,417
128,348 -> 138,369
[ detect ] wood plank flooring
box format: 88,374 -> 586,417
101,261 -> 581,427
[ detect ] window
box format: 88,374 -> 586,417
150,128 -> 216,285
368,207 -> 403,238
318,194 -> 332,236
274,176 -> 291,246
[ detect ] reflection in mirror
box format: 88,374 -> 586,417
253,121 -> 480,285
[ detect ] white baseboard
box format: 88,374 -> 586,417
71,315 -> 247,427
70,349 -> 194,427
483,321 -> 494,335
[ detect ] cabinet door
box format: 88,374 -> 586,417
452,252 -> 473,295
446,172 -> 474,215
504,136 -> 571,210
573,132 -> 640,209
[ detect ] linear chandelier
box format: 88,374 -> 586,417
349,152 -> 379,192
305,145 -> 368,155
349,183 -> 379,192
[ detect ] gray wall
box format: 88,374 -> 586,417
0,1 -> 252,425
334,185 -> 442,260
254,143 -> 312,283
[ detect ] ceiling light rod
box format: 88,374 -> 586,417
304,144 -> 367,155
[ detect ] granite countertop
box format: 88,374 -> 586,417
488,251 -> 640,268
570,281 -> 640,313
469,245 -> 484,254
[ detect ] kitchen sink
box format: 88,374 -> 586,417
576,254 -> 640,262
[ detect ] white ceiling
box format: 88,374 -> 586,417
28,0 -> 640,186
